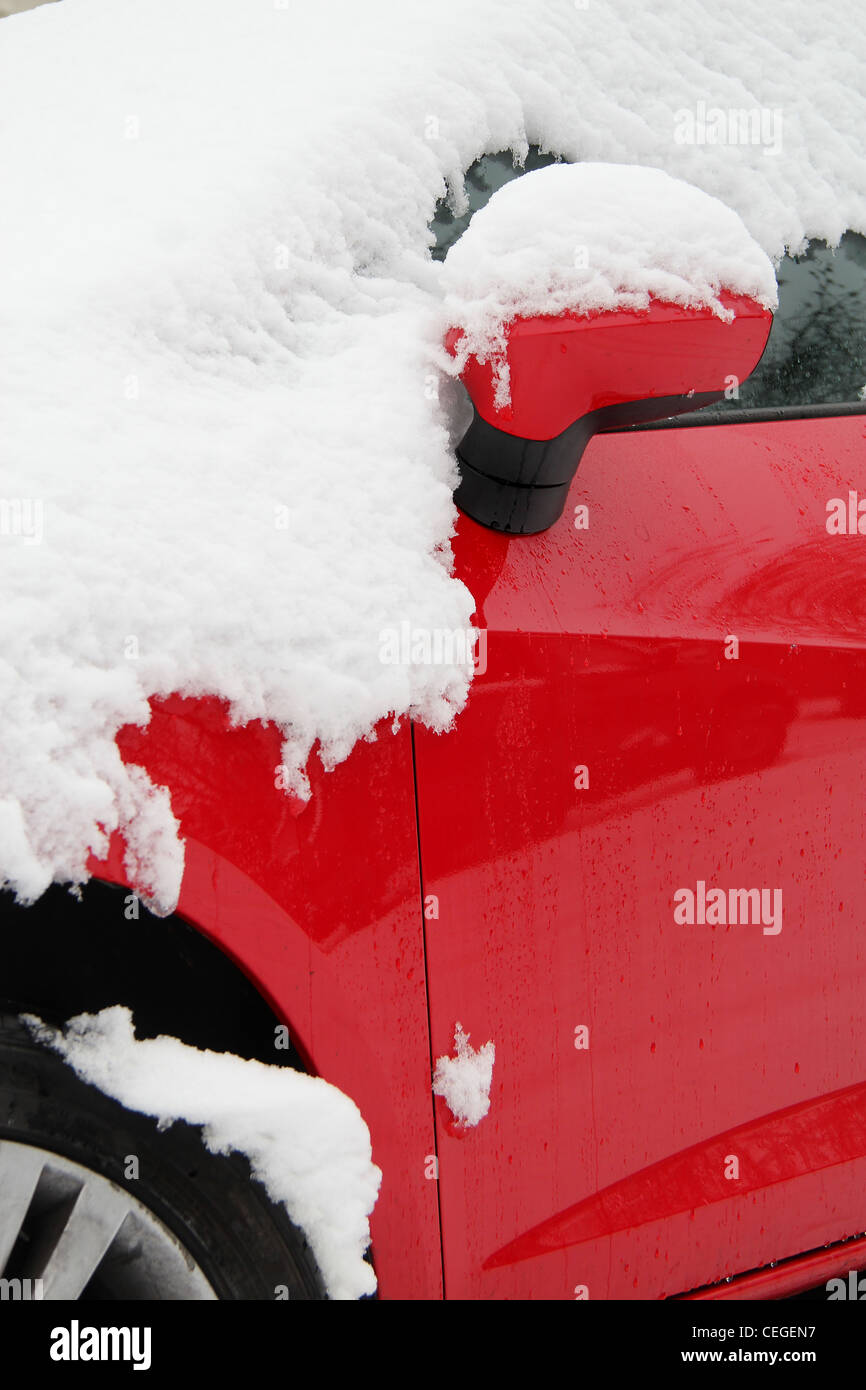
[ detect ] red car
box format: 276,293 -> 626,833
2,152 -> 866,1302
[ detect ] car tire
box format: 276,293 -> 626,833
0,1012 -> 326,1300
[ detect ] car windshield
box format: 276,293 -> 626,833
430,148 -> 561,261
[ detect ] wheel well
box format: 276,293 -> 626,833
0,879 -> 306,1071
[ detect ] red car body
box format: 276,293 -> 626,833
88,403 -> 866,1300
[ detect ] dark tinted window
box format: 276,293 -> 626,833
704,231 -> 866,412
430,147 -> 561,261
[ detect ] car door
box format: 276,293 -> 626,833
414,233 -> 866,1299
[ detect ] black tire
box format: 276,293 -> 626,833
0,1013 -> 326,1300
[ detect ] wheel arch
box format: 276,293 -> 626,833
0,874 -> 307,1071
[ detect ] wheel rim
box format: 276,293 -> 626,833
0,1139 -> 217,1299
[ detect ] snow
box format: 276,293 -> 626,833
433,1023 -> 495,1127
441,163 -> 779,408
23,1006 -> 381,1300
1,0 -> 864,910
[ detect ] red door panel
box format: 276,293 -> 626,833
416,412 -> 866,1298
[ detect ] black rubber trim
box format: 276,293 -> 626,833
626,400 -> 866,430
454,460 -> 571,536
454,391 -> 722,534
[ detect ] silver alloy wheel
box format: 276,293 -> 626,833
0,1139 -> 216,1299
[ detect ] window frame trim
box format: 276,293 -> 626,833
622,400 -> 866,432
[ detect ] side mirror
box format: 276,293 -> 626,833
443,164 -> 775,535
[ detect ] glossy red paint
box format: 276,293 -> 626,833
415,409 -> 866,1298
485,1077 -> 866,1269
445,294 -> 772,437
92,408 -> 866,1299
92,704 -> 443,1301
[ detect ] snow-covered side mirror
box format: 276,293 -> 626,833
441,163 -> 776,535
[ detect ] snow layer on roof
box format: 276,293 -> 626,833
25,1006 -> 381,1300
441,163 -> 779,407
1,0 -> 864,910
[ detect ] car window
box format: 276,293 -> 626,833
433,153 -> 866,412
701,231 -> 866,413
430,147 -> 561,261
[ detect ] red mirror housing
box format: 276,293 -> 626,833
447,292 -> 772,535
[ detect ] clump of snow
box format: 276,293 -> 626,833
441,163 -> 779,407
24,1006 -> 381,1301
1,0 -> 865,910
433,1022 -> 495,1127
